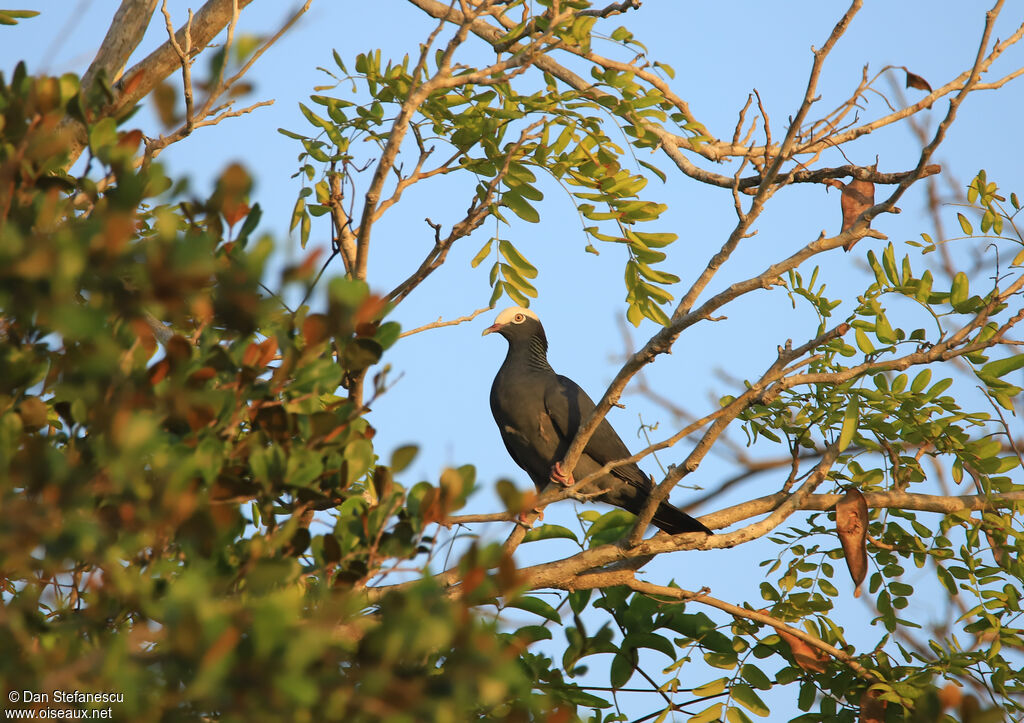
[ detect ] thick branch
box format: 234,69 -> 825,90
62,0 -> 258,167
82,0 -> 160,91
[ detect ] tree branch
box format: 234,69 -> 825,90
82,0 -> 160,91
62,0 -> 259,167
398,306 -> 491,339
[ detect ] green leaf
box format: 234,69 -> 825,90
88,117 -> 118,151
635,261 -> 679,284
522,524 -> 579,543
839,397 -> 859,452
915,269 -> 934,303
689,702 -> 724,723
389,444 -> 418,473
881,244 -> 899,285
470,239 -> 493,268
502,281 -> 530,306
855,327 -> 875,354
624,632 -> 676,660
638,159 -> 667,183
502,192 -> 540,223
957,212 -> 974,235
798,682 -> 816,711
731,684 -> 770,717
981,354 -> 1024,379
875,313 -> 895,344
692,678 -> 728,697
506,596 -> 561,623
499,239 -> 538,278
740,663 -> 772,690
726,707 -> 755,723
926,377 -> 954,399
950,272 -> 969,311
558,686 -> 612,709
910,368 -> 932,393
300,211 -> 311,249
610,651 -> 634,689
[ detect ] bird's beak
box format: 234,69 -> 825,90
482,323 -> 502,337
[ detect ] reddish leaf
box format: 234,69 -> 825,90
242,337 -> 277,368
293,248 -> 323,280
214,163 -> 252,228
461,565 -> 486,597
302,313 -> 329,346
353,294 -> 388,334
117,129 -> 143,151
148,359 -> 170,385
939,682 -> 963,710
187,366 -> 217,387
121,68 -> 146,99
420,487 -> 443,525
222,200 -> 250,228
836,487 -> 869,596
130,318 -> 158,357
185,403 -> 215,431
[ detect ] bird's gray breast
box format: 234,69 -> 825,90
490,368 -> 564,467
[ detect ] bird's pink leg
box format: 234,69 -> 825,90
516,508 -> 543,526
550,461 -> 574,487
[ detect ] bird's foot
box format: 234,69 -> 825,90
550,461 -> 574,487
516,508 -> 543,528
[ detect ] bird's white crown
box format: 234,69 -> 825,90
492,306 -> 539,326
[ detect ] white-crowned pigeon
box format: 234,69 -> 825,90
483,306 -> 712,535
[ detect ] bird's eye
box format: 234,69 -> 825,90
513,313 -> 525,323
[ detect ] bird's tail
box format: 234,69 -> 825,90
651,501 -> 713,535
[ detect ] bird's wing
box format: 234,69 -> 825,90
544,374 -> 652,492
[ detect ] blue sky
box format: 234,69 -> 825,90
6,1 -> 1024,718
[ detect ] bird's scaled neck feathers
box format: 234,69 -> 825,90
506,328 -> 552,372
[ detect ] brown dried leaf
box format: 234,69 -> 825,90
322,533 -> 341,564
905,69 -> 933,92
372,465 -> 393,502
841,178 -> 875,248
860,687 -> 887,723
153,81 -> 179,129
17,396 -> 48,429
166,334 -> 193,367
776,626 -> 829,673
496,551 -> 519,592
836,487 -> 869,596
985,528 -> 1008,567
